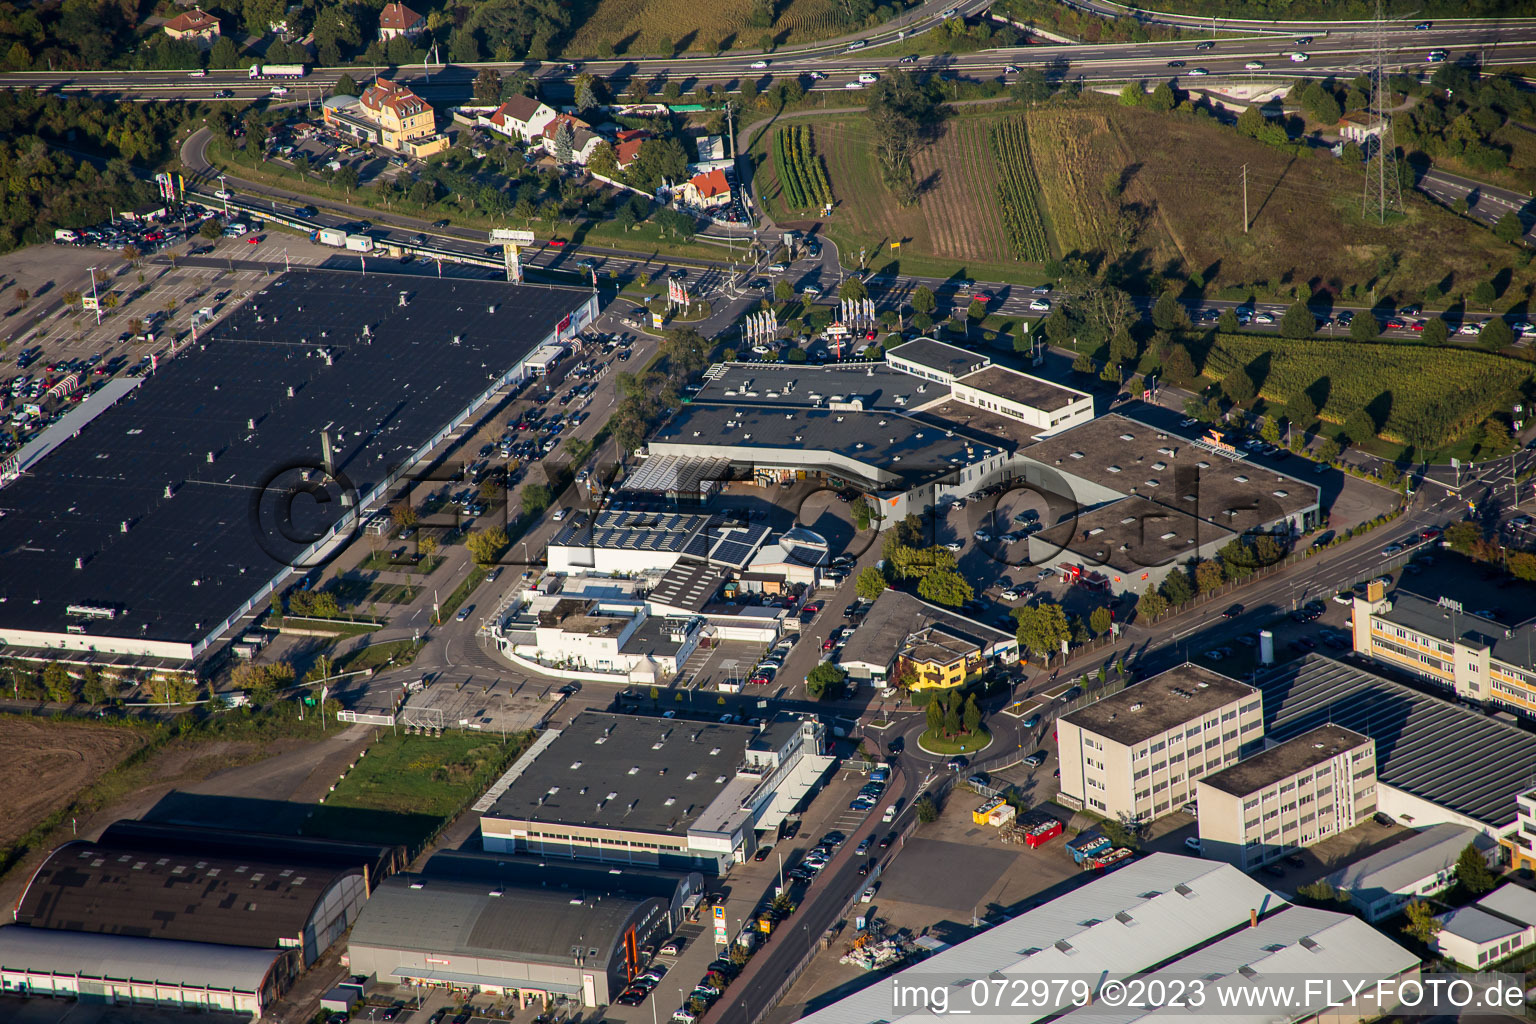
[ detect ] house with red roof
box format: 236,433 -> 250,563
378,2 -> 426,40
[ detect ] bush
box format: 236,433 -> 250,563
915,793 -> 939,823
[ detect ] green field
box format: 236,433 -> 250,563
316,731 -> 530,850
334,638 -> 422,674
760,97 -> 1536,304
1198,333 -> 1530,449
564,0 -> 888,55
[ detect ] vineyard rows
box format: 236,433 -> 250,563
1201,334 -> 1529,447
773,125 -> 833,210
987,117 -> 1051,261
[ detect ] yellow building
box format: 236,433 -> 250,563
896,625 -> 984,691
320,78 -> 447,158
1351,587 -> 1536,716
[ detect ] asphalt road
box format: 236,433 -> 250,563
3,15 -> 1535,103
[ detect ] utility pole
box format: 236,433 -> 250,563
1242,164 -> 1249,233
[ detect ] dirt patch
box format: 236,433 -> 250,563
0,719 -> 145,847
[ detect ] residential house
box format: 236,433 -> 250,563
541,113 -> 603,166
482,95 -> 557,143
377,1 -> 426,40
679,168 -> 731,209
163,7 -> 221,47
614,129 -> 651,171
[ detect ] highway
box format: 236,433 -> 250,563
4,15 -> 1536,104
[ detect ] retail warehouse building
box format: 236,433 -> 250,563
478,711 -> 833,872
0,270 -> 595,666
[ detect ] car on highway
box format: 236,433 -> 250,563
1187,67 -> 1209,75
188,68 -> 207,77
1029,298 -> 1051,311
1415,20 -> 1432,28
1381,543 -> 1404,556
455,604 -> 473,622
1245,60 -> 1265,70
269,85 -> 290,96
1166,60 -> 1185,68
844,81 -> 864,90
942,6 -> 958,16
1289,51 -> 1309,62
858,72 -> 880,84
293,205 -> 318,217
899,54 -> 919,63
846,39 -> 867,51
214,88 -> 233,97
1222,603 -> 1244,618
810,70 -> 827,79
1427,49 -> 1448,62
1195,40 -> 1214,50
751,60 -> 770,68
1295,35 -> 1313,44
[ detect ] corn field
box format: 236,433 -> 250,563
987,117 -> 1051,261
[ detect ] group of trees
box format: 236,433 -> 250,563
1442,520 -> 1536,581
0,92 -> 198,252
879,515 -> 974,608
806,662 -> 846,701
923,687 -> 984,740
1136,535 -> 1289,619
1399,66 -> 1536,176
865,71 -> 944,207
610,329 -> 709,455
0,658 -> 119,704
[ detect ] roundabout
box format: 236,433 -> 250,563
916,726 -> 994,757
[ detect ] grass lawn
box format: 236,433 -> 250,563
312,730 -> 530,851
563,0 -> 870,55
334,638 -> 423,674
357,550 -> 441,575
918,726 -> 993,755
279,617 -> 383,638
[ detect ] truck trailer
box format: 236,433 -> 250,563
312,228 -> 347,247
344,234 -> 374,252
248,63 -> 307,78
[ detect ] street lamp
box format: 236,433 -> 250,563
218,174 -> 229,218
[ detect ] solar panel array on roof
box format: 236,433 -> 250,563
0,270 -> 589,657
1257,655 -> 1536,828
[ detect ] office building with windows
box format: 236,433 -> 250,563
1196,725 -> 1376,869
1055,665 -> 1263,822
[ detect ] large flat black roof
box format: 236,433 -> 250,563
0,270 -> 586,653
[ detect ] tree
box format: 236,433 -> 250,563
1316,437 -> 1341,463
806,662 -> 846,701
199,218 -> 224,240
915,794 -> 939,823
967,298 -> 986,321
1137,586 -> 1168,620
332,165 -> 360,195
465,526 -> 507,565
1509,550 -> 1536,581
917,569 -> 973,607
1218,308 -> 1240,333
773,279 -> 794,304
1236,105 -> 1264,138
838,277 -> 868,302
1457,843 -> 1498,894
391,502 -> 418,531
1402,900 -> 1442,943
1014,603 -> 1071,663
1118,82 -> 1144,106
522,483 -> 552,516
1152,290 -> 1187,331
334,73 -> 360,97
856,566 -> 887,601
553,119 -> 575,165
1422,317 -> 1449,346
1089,606 -> 1112,637
1108,328 -> 1138,368
1280,298 -> 1316,339
1300,82 -> 1341,123
474,68 -> 503,106
962,694 -> 982,735
1102,817 -> 1141,850
1348,312 -> 1378,342
574,73 -> 600,112
1160,568 -> 1194,605
81,669 -> 108,705
1343,408 -> 1377,445
42,662 -> 73,703
1297,879 -> 1347,903
1194,559 -> 1224,593
1148,82 -> 1176,111
912,285 -> 936,316
1496,211 -> 1524,243
942,692 -> 962,735
926,695 -> 944,732
1479,317 -> 1514,352
1286,389 -> 1318,428
1222,366 -> 1256,405
1072,350 -> 1094,374
1161,343 -> 1197,386
1261,416 -> 1282,444
1472,279 -> 1497,309
418,535 -> 439,561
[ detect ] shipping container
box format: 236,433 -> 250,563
314,228 -> 347,247
345,234 -> 374,252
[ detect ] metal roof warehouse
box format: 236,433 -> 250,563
0,270 -> 595,663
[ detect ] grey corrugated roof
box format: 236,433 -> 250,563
1438,904 -> 1525,944
0,925 -> 288,991
1324,823 -> 1492,896
1477,884 -> 1536,928
794,854 -> 1286,1024
1256,655 -> 1536,828
695,361 -> 953,409
348,875 -> 661,966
